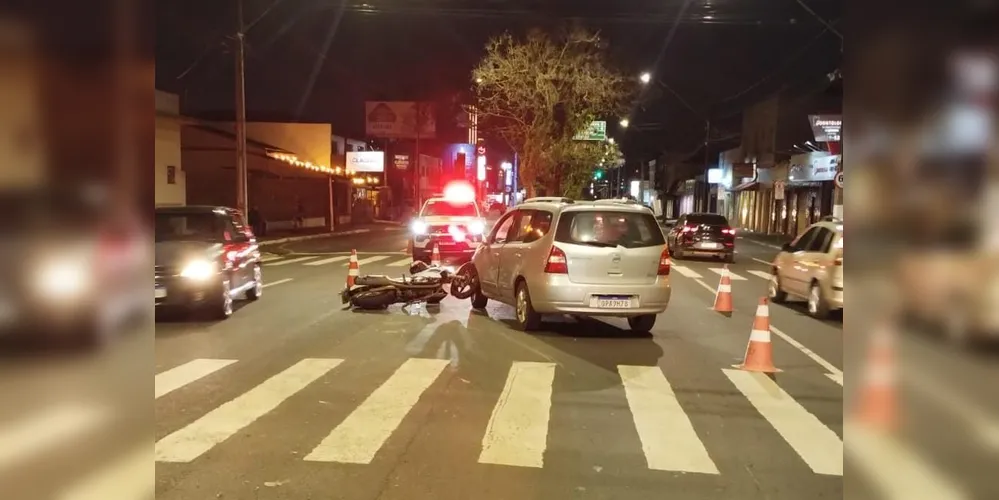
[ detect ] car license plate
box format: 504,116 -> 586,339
155,286 -> 167,299
700,242 -> 720,249
590,295 -> 634,308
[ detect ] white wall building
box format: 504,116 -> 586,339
155,90 -> 185,206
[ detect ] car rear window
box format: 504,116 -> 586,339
554,210 -> 665,248
421,201 -> 479,217
686,214 -> 729,226
155,212 -> 220,242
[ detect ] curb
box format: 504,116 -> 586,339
259,228 -> 371,246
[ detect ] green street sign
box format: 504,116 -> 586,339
574,120 -> 607,141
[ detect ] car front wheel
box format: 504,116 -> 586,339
246,265 -> 263,300
768,271 -> 788,303
807,282 -> 830,319
207,279 -> 234,320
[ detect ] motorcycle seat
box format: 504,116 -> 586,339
354,274 -> 442,287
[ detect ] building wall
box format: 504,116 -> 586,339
207,121 -> 333,169
155,90 -> 185,206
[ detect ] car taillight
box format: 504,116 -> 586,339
657,248 -> 671,276
681,225 -> 697,233
544,246 -> 568,274
722,227 -> 736,235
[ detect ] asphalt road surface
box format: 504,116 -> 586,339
152,225 -> 845,500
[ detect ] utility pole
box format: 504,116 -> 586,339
234,0 -> 249,214
702,119 -> 711,212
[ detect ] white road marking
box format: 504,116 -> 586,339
671,265 -> 703,279
723,369 -> 842,476
0,404 -> 109,471
847,423 -> 968,499
738,237 -> 783,250
709,268 -> 747,280
59,444 -> 153,500
156,358 -> 342,463
479,361 -> 556,468
693,278 -> 718,295
752,257 -> 774,266
770,326 -> 843,386
266,256 -> 318,266
263,278 -> 293,288
304,255 -> 350,266
747,270 -> 773,280
155,359 -> 237,399
260,254 -> 283,263
355,255 -> 391,266
905,370 -> 999,450
618,365 -> 719,474
387,257 -> 414,267
305,358 -> 448,464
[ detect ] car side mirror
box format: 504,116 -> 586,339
781,243 -> 793,252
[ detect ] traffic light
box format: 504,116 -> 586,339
593,170 -> 604,180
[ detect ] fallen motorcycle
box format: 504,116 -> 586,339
341,261 -> 478,310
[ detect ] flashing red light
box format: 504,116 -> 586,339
443,181 -> 476,203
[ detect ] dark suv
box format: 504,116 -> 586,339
666,213 -> 736,263
155,206 -> 263,319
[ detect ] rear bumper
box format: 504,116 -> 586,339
528,275 -> 671,317
412,237 -> 478,263
678,241 -> 734,257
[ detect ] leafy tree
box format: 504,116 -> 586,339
472,28 -> 632,198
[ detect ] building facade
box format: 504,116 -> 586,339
155,90 -> 186,206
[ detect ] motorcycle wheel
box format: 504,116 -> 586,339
351,288 -> 398,309
449,262 -> 479,300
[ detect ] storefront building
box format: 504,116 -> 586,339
784,152 -> 841,236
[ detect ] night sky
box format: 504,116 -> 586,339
155,0 -> 842,160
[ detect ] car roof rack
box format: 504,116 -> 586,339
522,197 -> 574,204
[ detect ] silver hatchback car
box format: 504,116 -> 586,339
466,197 -> 672,332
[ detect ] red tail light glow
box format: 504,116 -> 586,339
722,228 -> 736,235
681,225 -> 697,233
657,248 -> 671,276
544,246 -> 568,274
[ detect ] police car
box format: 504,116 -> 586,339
409,181 -> 487,265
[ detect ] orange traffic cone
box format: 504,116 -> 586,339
733,297 -> 781,373
346,249 -> 359,288
853,319 -> 897,432
713,265 -> 734,316
431,244 -> 441,267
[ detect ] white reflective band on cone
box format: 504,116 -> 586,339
864,365 -> 894,386
749,329 -> 771,342
348,268 -> 359,276
718,284 -> 731,293
755,305 -> 769,317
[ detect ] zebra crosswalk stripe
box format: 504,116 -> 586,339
305,255 -> 350,266
478,361 -> 556,468
671,265 -> 702,279
58,444 -> 154,500
156,358 -> 342,463
722,369 -> 842,476
709,268 -> 747,280
0,403 -> 109,471
266,256 -> 318,266
305,358 -> 448,464
156,359 -> 237,399
619,365 -> 718,474
387,257 -> 414,267
355,255 -> 391,266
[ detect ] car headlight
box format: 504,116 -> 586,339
36,259 -> 89,298
411,220 -> 428,235
180,259 -> 216,280
468,220 -> 485,235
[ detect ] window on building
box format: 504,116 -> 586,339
166,165 -> 176,184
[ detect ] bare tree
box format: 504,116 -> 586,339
472,28 -> 632,197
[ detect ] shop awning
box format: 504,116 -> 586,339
732,181 -> 759,192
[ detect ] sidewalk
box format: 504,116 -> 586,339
736,231 -> 794,250
257,223 -> 400,246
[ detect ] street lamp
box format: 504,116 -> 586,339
619,118 -> 629,128
639,72 -> 651,84
608,137 -> 615,144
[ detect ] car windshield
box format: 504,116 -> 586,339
422,201 -> 478,217
685,214 -> 729,226
555,210 -> 665,248
155,212 -> 220,242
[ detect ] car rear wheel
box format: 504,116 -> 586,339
768,271 -> 788,303
246,265 -> 263,301
807,282 -> 830,319
471,284 -> 488,309
627,314 -> 656,333
514,281 -> 541,331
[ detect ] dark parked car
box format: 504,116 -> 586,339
155,206 -> 263,319
666,213 -> 736,262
